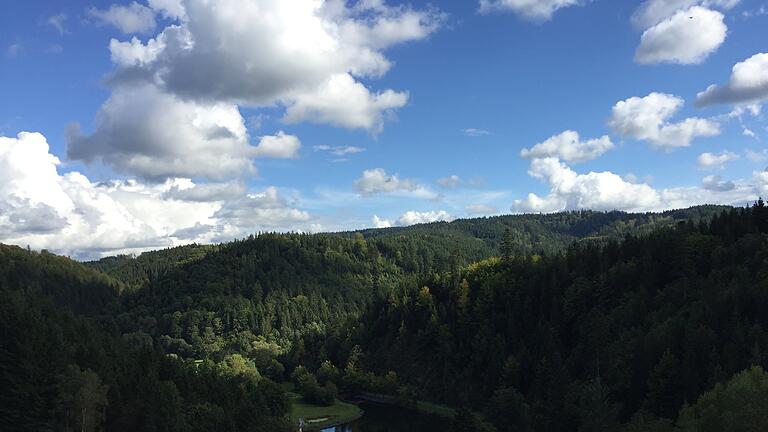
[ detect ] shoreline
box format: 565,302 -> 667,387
302,408 -> 364,431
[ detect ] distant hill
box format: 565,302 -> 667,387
88,205 -> 728,289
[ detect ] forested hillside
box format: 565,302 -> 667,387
354,203 -> 768,430
0,244 -> 292,432
3,204 -> 768,431
91,206 -> 726,287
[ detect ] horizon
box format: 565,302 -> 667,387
8,203 -> 737,261
2,0 -> 767,259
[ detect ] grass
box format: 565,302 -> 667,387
288,392 -> 363,430
415,400 -> 456,418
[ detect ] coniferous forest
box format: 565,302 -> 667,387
3,204 -> 768,431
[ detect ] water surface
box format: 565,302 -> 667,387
321,403 -> 450,432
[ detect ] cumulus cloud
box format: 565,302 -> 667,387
75,0 -> 443,179
211,187 -> 311,233
1,132 -> 314,258
282,73 -> 408,132
702,175 -> 736,191
608,92 -> 720,149
397,210 -> 454,226
515,156 -> 757,213
371,215 -> 393,228
162,180 -> 246,202
354,168 -> 435,198
479,0 -> 582,21
514,157 -> 663,212
147,0 -> 186,20
89,1 -> 157,34
67,83 -> 258,180
108,0 -> 440,117
253,131 -> 302,159
697,53 -> 768,106
520,130 -> 614,163
755,170 -> 768,198
370,210 -> 453,228
635,6 -> 726,65
108,36 -> 164,66
697,151 -> 739,168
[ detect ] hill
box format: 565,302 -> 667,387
6,204 -> 768,432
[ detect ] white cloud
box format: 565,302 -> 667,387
698,151 -> 740,168
253,131 -> 302,159
608,92 -> 720,149
697,53 -> 768,106
371,210 -> 454,228
283,73 -> 408,132
108,0 -> 440,122
397,210 -> 453,226
515,156 -> 757,213
479,0 -> 582,21
76,0 -> 442,179
635,6 -> 726,65
702,175 -> 736,191
631,0 -> 740,28
67,83 -> 258,180
211,187 -> 311,233
1,132 -> 194,256
354,168 -> 435,199
1,132 -> 315,258
109,36 -> 164,67
755,170 -> 768,198
515,157 -> 663,212
727,104 -> 762,118
520,130 -> 614,163
89,1 -> 157,34
462,128 -> 492,137
162,180 -> 246,202
743,128 -> 758,139
148,0 -> 186,20
371,215 -> 393,228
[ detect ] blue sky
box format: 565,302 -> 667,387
1,0 -> 767,257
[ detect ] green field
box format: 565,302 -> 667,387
288,392 -> 363,430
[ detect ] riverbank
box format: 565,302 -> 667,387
288,392 -> 363,431
285,381 -> 456,430
354,392 -> 456,419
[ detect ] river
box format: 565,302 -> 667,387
320,403 -> 451,432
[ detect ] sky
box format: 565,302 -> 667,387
1,0 -> 767,259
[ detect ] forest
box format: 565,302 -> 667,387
2,204 -> 768,431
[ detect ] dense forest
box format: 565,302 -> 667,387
3,204 -> 768,431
